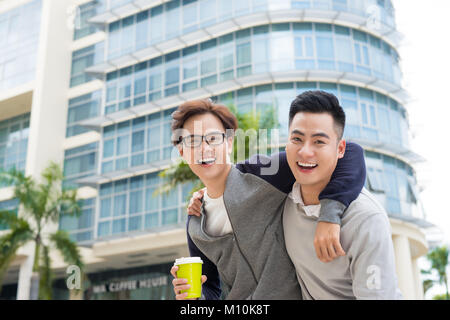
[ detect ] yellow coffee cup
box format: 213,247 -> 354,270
174,257 -> 203,299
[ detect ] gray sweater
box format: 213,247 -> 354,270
186,144 -> 366,299
188,166 -> 303,299
283,187 -> 403,300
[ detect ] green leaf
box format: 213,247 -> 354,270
0,222 -> 34,292
50,230 -> 84,271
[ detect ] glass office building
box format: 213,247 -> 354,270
0,0 -> 432,300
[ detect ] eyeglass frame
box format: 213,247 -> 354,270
177,131 -> 230,148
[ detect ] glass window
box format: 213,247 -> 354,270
98,221 -> 110,237
132,131 -> 145,153
150,6 -> 163,44
128,215 -> 142,231
100,198 -> 112,218
114,194 -> 127,216
316,36 -> 334,59
135,11 -> 149,50
165,0 -> 180,39
129,190 -> 143,214
183,57 -> 198,79
112,218 -> 126,234
116,135 -> 129,155
199,0 -> 216,26
236,42 -> 251,66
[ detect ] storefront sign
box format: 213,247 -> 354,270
92,275 -> 168,293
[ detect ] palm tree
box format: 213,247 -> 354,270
0,162 -> 84,300
157,102 -> 278,199
423,245 -> 449,300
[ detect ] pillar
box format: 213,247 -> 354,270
393,235 -> 415,299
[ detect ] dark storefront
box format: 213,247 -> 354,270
52,262 -> 175,300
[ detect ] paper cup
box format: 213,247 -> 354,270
174,257 -> 203,299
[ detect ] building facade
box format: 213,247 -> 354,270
0,0 -> 432,300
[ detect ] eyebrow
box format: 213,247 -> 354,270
291,129 -> 330,139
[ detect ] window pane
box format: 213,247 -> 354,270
146,187 -> 159,211
114,194 -> 127,216
103,139 -> 114,157
162,209 -> 178,225
145,212 -> 159,229
128,215 -> 142,231
236,42 -> 251,65
316,36 -> 334,59
129,190 -> 143,214
112,218 -> 126,234
116,135 -> 129,155
100,198 -> 112,218
132,130 -> 145,152
98,221 -> 110,237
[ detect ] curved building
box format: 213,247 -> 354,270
0,0 -> 432,300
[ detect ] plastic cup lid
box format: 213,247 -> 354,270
174,257 -> 203,265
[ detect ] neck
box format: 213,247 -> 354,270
299,178 -> 330,205
202,164 -> 231,199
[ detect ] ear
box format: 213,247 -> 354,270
177,144 -> 183,157
226,136 -> 234,155
337,139 -> 346,159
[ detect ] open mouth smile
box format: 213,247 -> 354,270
296,161 -> 318,173
196,157 -> 216,166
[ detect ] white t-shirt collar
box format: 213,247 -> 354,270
288,182 -> 321,218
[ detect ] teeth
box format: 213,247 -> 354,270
297,162 -> 317,168
197,157 -> 216,164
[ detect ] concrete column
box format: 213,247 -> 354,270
16,243 -> 35,300
69,289 -> 84,300
26,0 -> 73,180
15,0 -> 75,300
412,258 -> 424,300
393,235 -> 415,299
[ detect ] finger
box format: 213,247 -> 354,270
201,275 -> 207,284
176,292 -> 189,300
319,243 -> 331,262
314,239 -> 323,261
172,278 -> 188,287
190,201 -> 202,214
175,284 -> 191,292
170,266 -> 178,278
327,241 -> 338,261
194,191 -> 204,199
334,239 -> 346,256
188,207 -> 201,217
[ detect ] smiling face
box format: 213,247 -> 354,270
178,112 -> 233,183
286,112 -> 346,189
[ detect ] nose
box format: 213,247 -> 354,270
297,142 -> 315,159
200,138 -> 214,153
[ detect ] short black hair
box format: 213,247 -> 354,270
289,90 -> 346,139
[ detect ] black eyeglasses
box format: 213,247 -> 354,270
178,132 -> 227,148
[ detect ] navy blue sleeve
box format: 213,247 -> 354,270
235,151 -> 295,194
186,216 -> 222,300
318,142 -> 366,206
235,142 -> 366,224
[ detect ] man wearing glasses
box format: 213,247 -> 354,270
169,98 -> 366,299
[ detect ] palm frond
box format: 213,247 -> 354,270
1,167 -> 41,222
0,222 -> 34,291
155,159 -> 198,196
50,230 -> 84,271
0,209 -> 21,230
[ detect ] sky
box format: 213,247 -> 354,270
394,0 -> 450,298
